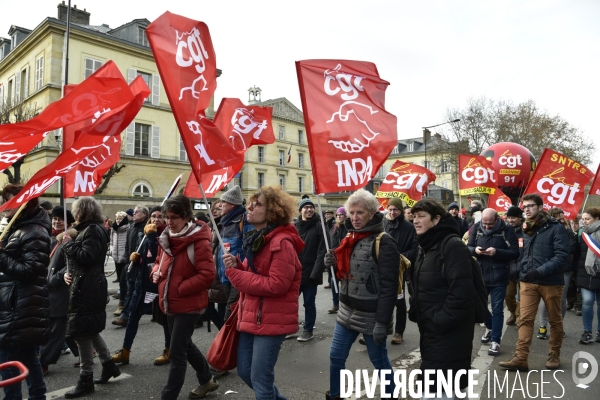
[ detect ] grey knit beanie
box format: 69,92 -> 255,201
298,198 -> 315,212
220,185 -> 243,206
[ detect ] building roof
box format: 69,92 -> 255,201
73,23 -> 112,34
256,97 -> 304,124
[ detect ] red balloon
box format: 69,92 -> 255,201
480,142 -> 537,199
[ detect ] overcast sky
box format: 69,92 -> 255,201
2,0 -> 599,166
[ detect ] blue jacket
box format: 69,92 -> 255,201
518,218 -> 570,285
468,219 -> 519,286
215,209 -> 254,286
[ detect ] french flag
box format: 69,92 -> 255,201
287,144 -> 292,163
582,232 -> 600,258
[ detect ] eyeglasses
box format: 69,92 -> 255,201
336,214 -> 345,217
522,204 -> 538,209
302,205 -> 314,210
248,201 -> 264,210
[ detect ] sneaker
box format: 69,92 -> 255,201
537,326 -> 547,340
112,317 -> 127,327
297,330 -> 314,342
209,365 -> 230,378
113,304 -> 124,316
579,331 -> 593,344
499,354 -> 529,371
488,342 -> 501,356
545,352 -> 560,369
481,328 -> 492,344
576,310 -> 582,316
596,331 -> 600,343
61,343 -> 71,355
327,306 -> 339,314
391,333 -> 403,345
189,377 -> 219,399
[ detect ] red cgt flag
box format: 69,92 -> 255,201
63,77 -> 150,197
458,154 -> 500,196
522,148 -> 594,219
213,98 -> 274,152
146,12 -> 243,181
588,166 -> 600,196
0,61 -> 133,172
375,160 -> 436,207
183,163 -> 244,199
0,77 -> 149,211
296,60 -> 397,194
488,188 -> 512,213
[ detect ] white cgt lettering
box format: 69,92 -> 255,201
537,178 -> 580,205
335,157 -> 373,187
175,28 -> 209,73
461,166 -> 496,184
206,172 -> 228,193
498,154 -> 522,168
324,65 -> 365,101
383,172 -> 429,193
74,171 -> 97,193
495,197 -> 510,211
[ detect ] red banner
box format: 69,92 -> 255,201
213,98 -> 274,152
589,166 -> 600,196
375,160 -> 436,207
183,163 -> 243,199
0,77 -> 149,210
0,61 -> 133,172
522,148 -> 594,219
489,188 -> 512,213
146,12 -> 243,181
458,154 -> 500,195
296,60 -> 397,194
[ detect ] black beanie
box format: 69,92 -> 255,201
505,206 -> 523,218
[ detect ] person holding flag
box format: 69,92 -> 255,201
576,207 -> 600,344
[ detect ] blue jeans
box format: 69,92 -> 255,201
484,285 -> 507,344
329,276 -> 339,307
237,332 -> 286,400
329,322 -> 395,398
0,346 -> 46,400
581,288 -> 600,333
299,285 -> 317,332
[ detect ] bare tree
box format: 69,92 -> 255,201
95,163 -> 126,195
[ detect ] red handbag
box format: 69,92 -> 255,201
206,301 -> 240,371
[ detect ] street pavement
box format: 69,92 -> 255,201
28,258 -> 600,399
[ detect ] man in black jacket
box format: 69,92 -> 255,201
294,197 -> 327,342
504,206 -> 524,327
113,205 -> 149,327
448,202 -> 469,237
468,208 -> 519,357
382,198 -> 417,345
500,194 -> 569,371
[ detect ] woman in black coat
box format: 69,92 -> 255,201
62,197 -> 120,398
409,198 -> 475,398
577,207 -> 600,344
0,185 -> 51,400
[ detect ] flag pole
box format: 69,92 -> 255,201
0,202 -> 29,242
198,183 -> 226,253
581,194 -> 590,214
316,194 -> 337,294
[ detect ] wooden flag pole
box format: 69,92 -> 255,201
198,183 -> 226,253
0,202 -> 29,242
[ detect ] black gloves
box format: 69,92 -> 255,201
521,269 -> 542,283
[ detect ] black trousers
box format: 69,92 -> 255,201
161,314 -> 212,400
39,316 -> 67,366
395,281 -> 408,335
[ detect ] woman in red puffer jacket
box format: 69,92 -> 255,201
151,195 -> 217,400
223,186 -> 303,400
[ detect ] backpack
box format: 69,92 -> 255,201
439,235 -> 488,324
475,225 -> 510,247
374,232 -> 411,295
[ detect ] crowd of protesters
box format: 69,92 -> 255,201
0,181 -> 598,399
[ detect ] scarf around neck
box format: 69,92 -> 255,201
242,224 -> 278,272
333,231 -> 371,280
523,210 -> 551,236
582,220 -> 600,276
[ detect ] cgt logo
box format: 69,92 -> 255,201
498,150 -> 523,169
537,168 -> 580,206
462,158 -> 497,184
495,196 -> 511,211
229,108 -> 268,151
383,170 -> 429,193
323,64 -> 365,101
572,351 -> 598,388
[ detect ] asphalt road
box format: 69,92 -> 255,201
17,258 -> 600,399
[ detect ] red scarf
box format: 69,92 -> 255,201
333,231 -> 372,280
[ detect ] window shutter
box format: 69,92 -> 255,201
24,66 -> 29,98
125,122 -> 135,155
127,68 -> 136,84
151,74 -> 160,106
151,125 -> 160,158
15,73 -> 21,103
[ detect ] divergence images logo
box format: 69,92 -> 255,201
572,351 -> 598,388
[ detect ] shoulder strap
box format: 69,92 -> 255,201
374,232 -> 386,260
239,218 -> 244,232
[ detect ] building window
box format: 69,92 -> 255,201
298,177 -> 304,193
279,150 -> 285,166
35,56 -> 43,91
138,27 -> 149,47
278,125 -> 285,140
441,180 -> 449,189
132,183 -> 152,197
376,165 -> 386,178
234,172 -> 243,188
298,153 -> 304,168
134,123 -> 150,156
258,172 -> 265,189
137,71 -> 152,103
179,136 -> 188,161
407,143 -> 414,152
423,160 -> 432,170
11,34 -> 17,49
279,174 -> 285,189
391,146 -> 399,154
84,58 -> 103,79
19,68 -> 27,100
258,146 -> 265,163
298,129 -> 303,144
439,162 -> 450,173
6,78 -> 13,104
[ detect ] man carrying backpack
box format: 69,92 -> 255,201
468,208 -> 519,356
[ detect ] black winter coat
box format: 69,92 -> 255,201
382,213 -> 418,266
330,223 -> 348,250
47,238 -> 70,318
410,214 -> 475,389
576,228 -> 600,291
294,214 -> 327,286
509,226 -> 524,281
0,207 -> 51,349
129,225 -> 162,315
468,219 -> 519,286
125,219 -> 147,283
452,215 -> 469,237
518,219 -> 570,285
62,221 -> 109,338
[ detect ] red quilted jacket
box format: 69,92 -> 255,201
152,222 -> 214,314
226,224 -> 304,336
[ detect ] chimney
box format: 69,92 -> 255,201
57,2 -> 91,25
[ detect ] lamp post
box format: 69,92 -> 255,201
421,119 -> 460,196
